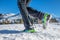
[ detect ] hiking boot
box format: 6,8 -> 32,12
23,29 -> 36,33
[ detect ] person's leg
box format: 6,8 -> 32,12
17,0 -> 32,30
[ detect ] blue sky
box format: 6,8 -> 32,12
0,0 -> 60,17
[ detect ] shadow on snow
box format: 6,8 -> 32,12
0,30 -> 23,34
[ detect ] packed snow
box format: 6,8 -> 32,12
0,23 -> 60,40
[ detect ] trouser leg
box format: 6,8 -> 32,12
18,0 -> 32,30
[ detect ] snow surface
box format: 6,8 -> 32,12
0,23 -> 60,40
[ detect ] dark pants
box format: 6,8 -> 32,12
17,0 -> 32,30
17,0 -> 49,30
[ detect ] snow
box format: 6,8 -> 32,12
0,23 -> 60,40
